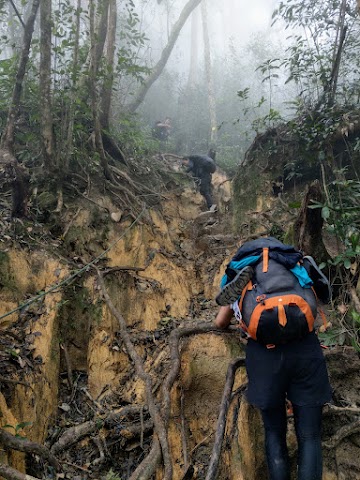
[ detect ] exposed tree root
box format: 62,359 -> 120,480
0,463 -> 41,480
323,419 -> 360,449
132,323 -> 240,480
205,357 -> 246,480
0,430 -> 59,470
97,269 -> 173,480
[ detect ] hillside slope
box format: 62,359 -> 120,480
0,157 -> 359,480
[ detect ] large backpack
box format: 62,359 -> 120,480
189,155 -> 216,174
221,237 -> 329,346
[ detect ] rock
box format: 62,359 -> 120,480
110,211 -> 122,222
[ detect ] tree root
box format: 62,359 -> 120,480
0,463 -> 41,480
97,269 -> 173,480
0,429 -> 59,470
131,323 -> 240,480
205,357 -> 246,480
323,419 -> 360,449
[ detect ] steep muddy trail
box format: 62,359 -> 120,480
0,162 -> 360,480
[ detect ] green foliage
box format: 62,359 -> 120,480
3,422 -> 32,438
103,470 -> 122,480
272,0 -> 360,107
309,173 -> 360,269
318,325 -> 347,348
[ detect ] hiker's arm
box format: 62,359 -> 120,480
214,305 -> 233,329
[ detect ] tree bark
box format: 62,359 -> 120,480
293,180 -> 329,262
0,0 -> 40,217
89,0 -> 113,180
39,0 -> 55,172
127,0 -> 203,113
64,0 -> 81,172
0,0 -> 39,154
94,0 -> 110,74
100,0 -> 117,129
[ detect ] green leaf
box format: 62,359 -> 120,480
321,206 -> 330,220
343,258 -> 351,269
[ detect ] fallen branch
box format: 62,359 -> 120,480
0,463 -> 41,480
205,357 -> 246,480
102,265 -> 145,275
324,404 -> 360,415
51,420 -> 99,455
0,429 -> 59,470
51,405 -> 146,455
0,375 -> 31,389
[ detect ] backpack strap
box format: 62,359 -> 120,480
239,280 -> 253,311
263,247 -> 269,272
311,287 -> 329,330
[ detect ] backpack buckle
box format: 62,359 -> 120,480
256,294 -> 266,304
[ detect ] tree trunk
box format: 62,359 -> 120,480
187,8 -> 199,89
40,0 -> 55,173
100,0 -> 117,129
293,180 -> 330,262
89,0 -> 113,180
0,0 -> 40,155
64,0 -> 82,172
127,0 -> 203,113
201,0 -> 217,145
94,0 -> 110,74
0,0 -> 40,217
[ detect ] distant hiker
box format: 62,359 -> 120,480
272,176 -> 284,197
152,117 -> 172,141
182,154 -> 217,211
214,236 -> 332,480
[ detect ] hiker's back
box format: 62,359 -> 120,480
241,257 -> 317,346
217,237 -> 330,347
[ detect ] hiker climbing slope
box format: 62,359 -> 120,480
182,153 -> 217,211
214,236 -> 332,480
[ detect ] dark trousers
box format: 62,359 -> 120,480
261,404 -> 323,480
199,173 -> 213,208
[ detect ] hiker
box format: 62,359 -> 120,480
214,237 -> 332,480
182,153 -> 217,211
152,117 -> 171,141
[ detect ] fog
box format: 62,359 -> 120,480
128,0 -> 291,165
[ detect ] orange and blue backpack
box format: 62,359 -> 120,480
218,237 -> 331,347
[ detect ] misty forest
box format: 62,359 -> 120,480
1,0 -> 360,479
